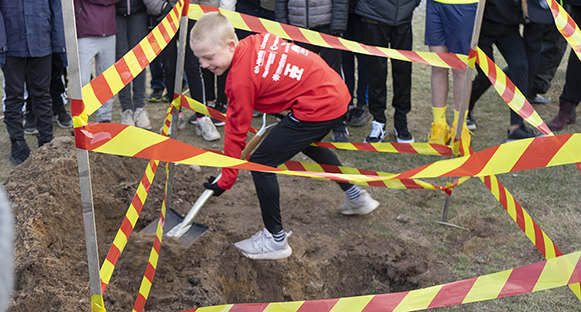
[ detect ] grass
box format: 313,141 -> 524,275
2,2 -> 581,311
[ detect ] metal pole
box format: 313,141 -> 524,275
165,7 -> 190,217
60,0 -> 104,307
440,0 -> 486,223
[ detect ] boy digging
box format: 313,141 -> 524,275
191,12 -> 379,260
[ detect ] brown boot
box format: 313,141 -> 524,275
548,101 -> 577,131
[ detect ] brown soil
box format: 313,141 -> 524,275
4,137 -> 435,312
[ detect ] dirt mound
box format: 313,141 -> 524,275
4,137 -> 430,312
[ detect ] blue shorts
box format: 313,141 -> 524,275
424,0 -> 477,55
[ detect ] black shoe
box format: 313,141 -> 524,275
55,111 -> 73,128
394,117 -> 414,143
188,114 -> 198,125
148,89 -> 163,102
332,128 -> 350,142
23,118 -> 38,135
9,140 -> 30,166
466,116 -> 476,131
507,124 -> 541,142
530,94 -> 551,105
347,106 -> 370,127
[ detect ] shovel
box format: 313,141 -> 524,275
141,114 -> 277,248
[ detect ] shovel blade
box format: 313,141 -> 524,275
140,208 -> 208,247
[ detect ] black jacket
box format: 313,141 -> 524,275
116,0 -> 147,15
355,0 -> 420,26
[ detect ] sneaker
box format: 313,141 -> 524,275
148,89 -> 163,103
24,119 -> 38,135
54,111 -> 73,128
134,107 -> 152,130
121,109 -> 135,127
347,106 -> 371,127
195,116 -> 221,141
364,120 -> 386,143
162,92 -> 169,102
507,124 -> 541,142
234,228 -> 293,260
253,110 -> 263,117
450,121 -> 472,148
332,127 -> 350,143
339,190 -> 379,215
178,113 -> 187,130
393,117 -> 414,143
466,115 -> 476,131
9,140 -> 30,166
530,94 -> 551,105
427,122 -> 451,145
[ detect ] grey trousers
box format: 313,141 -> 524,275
116,13 -> 148,112
78,35 -> 116,122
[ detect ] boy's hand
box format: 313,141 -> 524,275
203,176 -> 226,196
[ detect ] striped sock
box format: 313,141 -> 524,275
345,185 -> 362,200
272,230 -> 286,242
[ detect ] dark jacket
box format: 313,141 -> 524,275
0,0 -> 66,67
116,0 -> 147,15
526,0 -> 554,24
484,0 -> 523,25
275,0 -> 349,33
355,0 -> 420,26
74,0 -> 120,38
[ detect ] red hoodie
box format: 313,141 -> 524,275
218,33 -> 349,190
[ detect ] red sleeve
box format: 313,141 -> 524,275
217,58 -> 257,190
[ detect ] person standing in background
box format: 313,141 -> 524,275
74,0 -> 121,123
1,0 -> 66,165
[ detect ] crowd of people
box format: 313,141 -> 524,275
1,0 -> 579,165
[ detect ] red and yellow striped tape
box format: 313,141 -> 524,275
180,249 -> 581,312
547,0 -> 581,59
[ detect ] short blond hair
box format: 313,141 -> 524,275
190,12 -> 237,48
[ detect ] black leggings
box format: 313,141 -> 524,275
249,113 -> 352,234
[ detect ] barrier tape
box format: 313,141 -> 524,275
473,47 -> 553,136
100,104 -> 176,293
482,175 -> 581,299
391,134 -> 581,180
547,0 -> 581,60
278,160 -> 460,194
188,5 -> 468,70
180,249 -> 581,312
132,161 -> 170,312
76,1 -> 184,123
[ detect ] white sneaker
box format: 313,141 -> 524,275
364,121 -> 386,143
195,116 -> 220,141
339,190 -> 379,215
134,107 -> 152,130
234,228 -> 292,260
121,109 -> 135,127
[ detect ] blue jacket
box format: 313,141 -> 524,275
0,0 -> 66,67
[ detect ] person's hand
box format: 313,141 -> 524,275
203,176 -> 226,196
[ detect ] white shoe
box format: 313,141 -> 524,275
339,190 -> 379,215
134,107 -> 152,130
364,121 -> 386,143
121,109 -> 135,127
234,228 -> 292,260
195,116 -> 220,141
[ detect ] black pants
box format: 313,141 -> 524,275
342,13 -> 368,108
50,53 -> 67,115
560,5 -> 581,106
363,21 -> 412,125
469,21 -> 527,126
3,55 -> 54,146
249,113 -> 352,235
533,22 -> 568,95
